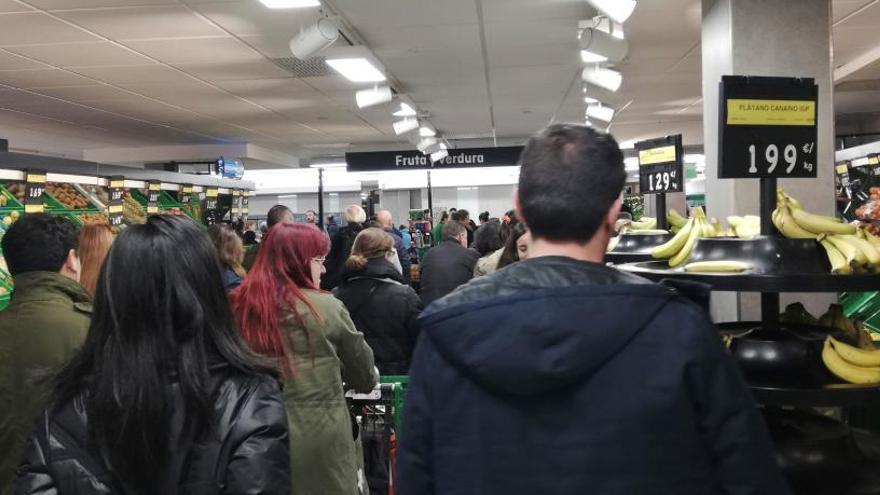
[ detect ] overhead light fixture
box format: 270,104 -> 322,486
586,103 -> 615,122
260,0 -> 319,8
289,17 -> 339,59
355,85 -> 393,109
393,103 -> 417,117
584,119 -> 594,127
431,149 -> 449,162
585,0 -> 637,24
419,126 -> 436,137
582,66 -> 622,92
309,161 -> 347,169
584,96 -> 599,104
417,137 -> 442,155
579,27 -> 629,64
393,117 -> 419,135
326,57 -> 386,83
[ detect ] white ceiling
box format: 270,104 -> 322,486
0,0 -> 872,162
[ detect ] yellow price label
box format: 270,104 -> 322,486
836,164 -> 849,175
727,99 -> 815,126
869,157 -> 880,166
109,179 -> 124,188
26,174 -> 46,184
108,205 -> 123,213
206,188 -> 218,198
182,186 -> 193,194
148,182 -> 161,191
24,204 -> 44,213
639,145 -> 677,166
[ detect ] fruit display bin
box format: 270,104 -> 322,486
605,232 -> 673,264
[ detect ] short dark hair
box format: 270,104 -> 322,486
478,211 -> 490,223
518,124 -> 624,243
451,209 -> 469,222
266,205 -> 292,228
473,222 -> 503,256
441,221 -> 466,242
2,214 -> 79,276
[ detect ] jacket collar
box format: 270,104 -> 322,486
12,271 -> 92,305
342,258 -> 404,284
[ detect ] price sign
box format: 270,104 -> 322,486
636,135 -> 683,194
719,76 -> 818,178
836,161 -> 851,187
204,187 -> 219,225
108,176 -> 124,227
24,169 -> 46,214
146,181 -> 160,214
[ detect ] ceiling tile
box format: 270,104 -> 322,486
6,42 -> 152,68
191,1 -> 320,37
54,6 -> 224,40
177,59 -> 291,82
32,0 -> 176,9
0,0 -> 35,13
35,84 -> 138,101
0,68 -> 97,88
74,64 -> 191,84
0,50 -> 47,70
125,37 -> 263,65
832,2 -> 880,28
0,13 -> 98,45
323,0 -> 475,29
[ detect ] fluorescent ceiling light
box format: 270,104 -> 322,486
419,126 -> 436,137
582,66 -> 622,92
260,0 -> 320,8
586,103 -> 615,122
585,0 -> 637,24
355,85 -> 392,109
309,161 -> 347,169
393,117 -> 419,135
431,149 -> 449,163
393,103 -> 417,117
580,27 -> 629,64
326,58 -> 386,83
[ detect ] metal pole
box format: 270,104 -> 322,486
655,193 -> 668,230
427,170 -> 434,224
760,177 -> 777,236
318,167 -> 325,231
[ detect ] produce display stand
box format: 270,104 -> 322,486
605,232 -> 673,264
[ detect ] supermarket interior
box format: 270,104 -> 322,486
6,0 -> 880,494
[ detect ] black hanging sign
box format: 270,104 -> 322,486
108,176 -> 124,227
24,169 -> 46,214
636,135 -> 684,194
204,187 -> 219,225
345,146 -> 523,172
146,181 -> 160,214
719,76 -> 818,179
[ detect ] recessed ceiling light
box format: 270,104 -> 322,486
419,126 -> 436,137
259,0 -> 320,9
326,57 -> 386,83
393,103 -> 417,117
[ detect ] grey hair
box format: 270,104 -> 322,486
344,205 -> 367,224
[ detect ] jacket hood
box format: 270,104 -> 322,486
341,257 -> 404,284
11,270 -> 92,305
419,257 -> 675,396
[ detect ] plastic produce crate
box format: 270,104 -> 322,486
841,292 -> 880,333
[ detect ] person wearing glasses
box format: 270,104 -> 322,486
230,222 -> 378,495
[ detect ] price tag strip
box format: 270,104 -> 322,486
242,190 -> 250,220
719,76 -> 818,179
24,169 -> 46,214
146,181 -> 160,214
108,176 -> 124,227
636,135 -> 684,194
180,184 -> 193,206
204,187 -> 219,225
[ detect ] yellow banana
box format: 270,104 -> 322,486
828,336 -> 880,367
792,208 -> 856,235
627,229 -> 669,235
777,205 -> 817,239
837,234 -> 880,267
728,216 -> 744,229
865,231 -> 880,251
710,218 -> 723,237
669,219 -> 701,268
743,215 -> 761,224
652,218 -> 694,259
826,235 -> 866,267
631,217 -> 657,230
666,209 -> 687,229
822,339 -> 880,384
820,237 -> 852,274
683,260 -> 750,273
735,224 -> 760,239
607,236 -> 620,252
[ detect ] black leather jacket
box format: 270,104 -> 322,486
14,365 -> 290,495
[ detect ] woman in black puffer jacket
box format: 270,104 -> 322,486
321,205 -> 366,290
334,228 -> 423,375
14,216 -> 289,495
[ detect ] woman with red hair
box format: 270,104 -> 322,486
230,222 -> 377,495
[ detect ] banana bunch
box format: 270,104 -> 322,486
652,207 -> 715,267
819,304 -> 875,349
607,235 -> 621,252
773,187 -> 856,239
666,210 -> 687,233
630,217 -> 657,231
819,231 -> 880,274
727,215 -> 761,239
822,336 -> 880,384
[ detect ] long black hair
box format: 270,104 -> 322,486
51,215 -> 272,489
497,222 -> 528,269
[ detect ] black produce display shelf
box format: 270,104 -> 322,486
718,321 -> 880,407
605,232 -> 672,264
617,236 -> 880,292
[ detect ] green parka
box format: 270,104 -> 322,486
0,271 -> 91,494
282,290 -> 377,495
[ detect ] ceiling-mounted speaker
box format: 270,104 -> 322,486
290,18 -> 340,60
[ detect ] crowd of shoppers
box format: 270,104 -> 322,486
0,122 -> 793,495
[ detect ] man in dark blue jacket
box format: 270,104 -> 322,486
396,124 -> 790,494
